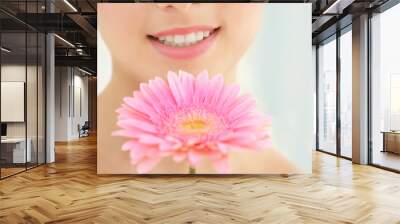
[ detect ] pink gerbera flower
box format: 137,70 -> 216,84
113,70 -> 271,174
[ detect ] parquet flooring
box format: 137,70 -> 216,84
0,167 -> 26,178
1,135 -> 400,223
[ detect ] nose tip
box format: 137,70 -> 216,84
156,3 -> 193,12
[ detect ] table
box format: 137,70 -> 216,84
1,138 -> 31,163
382,131 -> 400,154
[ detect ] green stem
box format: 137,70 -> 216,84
189,167 -> 196,174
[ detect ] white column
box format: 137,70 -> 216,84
352,14 -> 369,164
55,67 -> 74,141
46,32 -> 55,163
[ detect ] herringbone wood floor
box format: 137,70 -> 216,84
1,135 -> 400,224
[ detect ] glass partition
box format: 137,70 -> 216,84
317,36 -> 337,154
27,31 -> 38,169
1,30 -> 28,177
38,32 -> 45,165
0,1 -> 46,179
371,3 -> 400,171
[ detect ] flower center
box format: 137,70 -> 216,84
179,119 -> 210,134
163,108 -> 226,137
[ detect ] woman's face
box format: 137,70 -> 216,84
99,3 -> 263,80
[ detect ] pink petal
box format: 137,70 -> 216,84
168,71 -> 184,107
153,77 -> 177,110
159,139 -> 182,151
122,140 -> 138,151
188,150 -> 202,166
216,143 -> 230,154
125,142 -> 158,164
138,134 -> 164,145
117,104 -> 149,121
129,147 -> 145,164
228,96 -> 256,121
117,118 -> 158,134
124,96 -> 158,120
216,84 -> 240,114
179,70 -> 195,106
205,150 -> 225,160
212,157 -> 230,174
194,70 -> 209,104
112,129 -> 142,138
136,157 -> 161,174
208,75 -> 224,107
254,140 -> 273,150
145,148 -> 161,158
140,83 -> 166,117
230,115 -> 266,128
173,153 -> 186,162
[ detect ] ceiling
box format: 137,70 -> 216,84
0,0 -> 394,75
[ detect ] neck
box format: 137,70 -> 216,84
224,65 -> 237,84
103,65 -> 238,99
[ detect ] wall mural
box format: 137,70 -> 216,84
97,3 -> 313,174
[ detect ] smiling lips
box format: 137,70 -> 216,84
148,26 -> 219,60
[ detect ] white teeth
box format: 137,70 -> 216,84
174,35 -> 185,44
156,30 -> 214,47
185,33 -> 196,43
195,32 -> 204,41
166,35 -> 173,42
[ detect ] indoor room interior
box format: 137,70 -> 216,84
0,0 -> 400,223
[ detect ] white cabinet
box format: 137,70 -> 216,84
1,138 -> 32,163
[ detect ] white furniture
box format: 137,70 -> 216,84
1,81 -> 25,122
1,138 -> 31,163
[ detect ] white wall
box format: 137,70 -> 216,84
236,4 -> 313,173
1,65 -> 36,138
71,73 -> 89,138
1,64 -> 46,164
55,67 -> 89,141
55,67 -> 69,141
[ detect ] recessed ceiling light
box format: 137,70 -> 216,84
54,34 -> 75,48
1,47 -> 11,53
78,67 -> 93,76
322,0 -> 354,15
63,0 -> 78,12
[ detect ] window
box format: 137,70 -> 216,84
339,28 -> 352,158
371,3 -> 400,171
0,1 -> 47,179
318,37 -> 337,154
390,74 -> 400,130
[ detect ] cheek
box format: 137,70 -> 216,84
217,5 -> 263,62
99,6 -> 151,71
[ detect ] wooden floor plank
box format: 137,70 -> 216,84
0,135 -> 400,223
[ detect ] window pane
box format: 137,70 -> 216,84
371,3 -> 400,171
27,31 -> 38,169
1,30 -> 28,177
38,32 -> 46,165
318,37 -> 337,154
340,29 -> 352,158
0,1 -> 46,179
